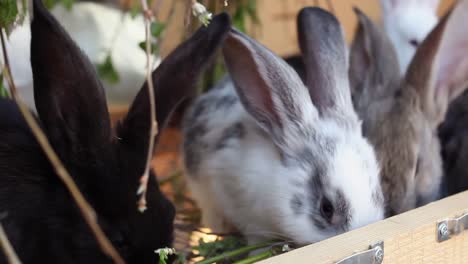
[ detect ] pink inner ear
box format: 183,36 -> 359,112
433,0 -> 468,103
435,47 -> 468,101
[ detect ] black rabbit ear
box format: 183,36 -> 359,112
31,0 -> 112,162
117,13 -> 231,157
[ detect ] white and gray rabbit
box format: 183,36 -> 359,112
380,0 -> 440,74
182,7 -> 384,245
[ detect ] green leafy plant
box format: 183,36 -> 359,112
0,0 -> 18,28
151,21 -> 166,37
138,21 -> 166,54
96,55 -> 120,84
0,74 -> 10,98
43,0 -> 75,11
156,247 -> 176,264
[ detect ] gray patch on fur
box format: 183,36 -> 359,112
335,190 -> 351,229
216,95 -> 238,110
215,122 -> 245,150
182,83 -> 241,177
300,142 -> 351,231
183,123 -> 208,176
291,194 -> 304,215
290,133 -> 336,169
372,189 -> 384,207
190,94 -> 238,122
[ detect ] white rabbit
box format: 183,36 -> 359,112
380,0 -> 440,74
182,7 -> 384,245
0,2 -> 158,111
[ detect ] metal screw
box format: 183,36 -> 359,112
439,223 -> 449,238
374,246 -> 384,263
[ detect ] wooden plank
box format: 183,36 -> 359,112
259,190 -> 468,263
160,0 -> 455,57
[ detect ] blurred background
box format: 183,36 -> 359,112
157,0 -> 454,57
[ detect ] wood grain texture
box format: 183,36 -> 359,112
259,190 -> 468,263
159,0 -> 455,57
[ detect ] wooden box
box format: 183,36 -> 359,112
260,191 -> 468,263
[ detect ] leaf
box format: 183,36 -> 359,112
158,250 -> 167,264
43,0 -> 56,9
176,252 -> 187,264
0,74 -> 10,98
96,55 -> 120,84
43,0 -> 74,10
61,0 -> 74,11
138,41 -> 159,54
194,236 -> 246,259
150,22 -> 166,38
130,4 -> 141,19
0,0 -> 18,28
246,0 -> 259,24
232,7 -> 246,33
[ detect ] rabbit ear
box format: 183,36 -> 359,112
349,7 -> 400,102
223,29 -> 316,151
379,0 -> 397,12
30,0 -> 112,162
405,0 -> 468,125
117,13 -> 231,158
297,7 -> 355,120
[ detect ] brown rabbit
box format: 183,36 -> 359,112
348,2 -> 468,217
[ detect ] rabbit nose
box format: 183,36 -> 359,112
330,214 -> 347,227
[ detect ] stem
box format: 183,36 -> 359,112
232,250 -> 274,264
136,0 -> 158,213
195,241 -> 274,264
0,223 -> 21,264
0,30 -> 125,264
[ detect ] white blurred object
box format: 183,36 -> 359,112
380,0 -> 440,74
0,24 -> 34,109
0,2 -> 160,112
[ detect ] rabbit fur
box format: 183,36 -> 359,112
348,2 -> 468,216
182,7 -> 384,245
0,0 -> 230,262
380,0 -> 440,74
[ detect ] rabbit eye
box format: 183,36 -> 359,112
409,39 -> 419,47
320,197 -> 334,221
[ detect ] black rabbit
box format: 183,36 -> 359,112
0,0 -> 230,263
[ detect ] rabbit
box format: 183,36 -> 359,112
348,1 -> 468,217
0,1 -> 156,112
0,0 -> 230,262
182,7 -> 384,246
439,90 -> 468,196
379,0 -> 440,74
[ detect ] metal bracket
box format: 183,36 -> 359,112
335,241 -> 384,264
437,212 -> 468,242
